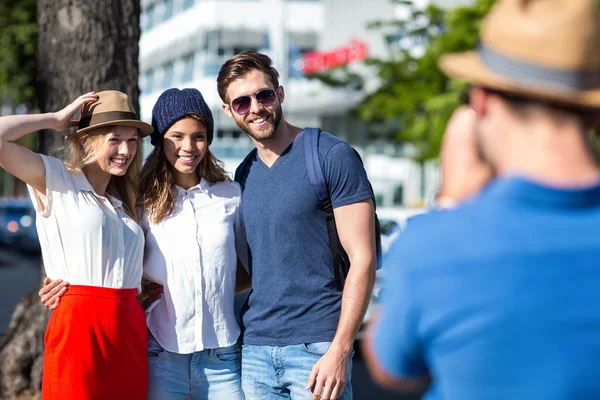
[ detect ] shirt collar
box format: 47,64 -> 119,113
485,175 -> 600,209
175,177 -> 210,195
105,194 -> 123,209
72,169 -> 124,209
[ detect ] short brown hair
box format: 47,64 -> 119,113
486,87 -> 599,127
217,51 -> 280,102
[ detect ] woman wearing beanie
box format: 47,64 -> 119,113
41,88 -> 249,399
138,87 -> 247,399
0,91 -> 152,399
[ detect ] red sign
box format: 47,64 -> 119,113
302,39 -> 369,74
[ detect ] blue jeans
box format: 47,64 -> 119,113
241,342 -> 354,400
147,333 -> 245,400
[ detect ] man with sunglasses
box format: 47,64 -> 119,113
217,51 -> 377,400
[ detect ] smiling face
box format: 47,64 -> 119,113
222,69 -> 284,142
90,125 -> 139,176
163,116 -> 208,183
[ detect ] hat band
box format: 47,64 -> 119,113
78,111 -> 139,130
479,44 -> 600,92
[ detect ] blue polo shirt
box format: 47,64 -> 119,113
237,129 -> 372,346
373,176 -> 600,400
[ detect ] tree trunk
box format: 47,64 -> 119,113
0,0 -> 141,396
37,0 -> 142,153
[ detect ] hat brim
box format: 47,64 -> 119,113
67,120 -> 154,138
439,51 -> 600,108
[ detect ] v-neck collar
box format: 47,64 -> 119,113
256,129 -> 305,171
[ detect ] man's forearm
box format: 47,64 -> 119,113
330,258 -> 376,355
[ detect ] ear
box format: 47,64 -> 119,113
221,103 -> 234,119
469,86 -> 488,118
277,86 -> 285,104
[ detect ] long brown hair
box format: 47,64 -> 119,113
60,126 -> 141,220
138,115 -> 230,224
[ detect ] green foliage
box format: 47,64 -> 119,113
0,0 -> 38,109
333,0 -> 600,161
354,0 -> 495,161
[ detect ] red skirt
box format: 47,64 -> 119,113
42,285 -> 148,400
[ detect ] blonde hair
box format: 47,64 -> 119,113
138,115 -> 230,224
60,126 -> 141,220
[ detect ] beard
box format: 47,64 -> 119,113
235,103 -> 283,142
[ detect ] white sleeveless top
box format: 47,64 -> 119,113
27,154 -> 144,292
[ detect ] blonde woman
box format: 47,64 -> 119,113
41,88 -> 249,399
0,91 -> 153,400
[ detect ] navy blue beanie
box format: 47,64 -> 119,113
150,88 -> 214,146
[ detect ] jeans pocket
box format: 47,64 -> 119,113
302,342 -> 332,357
147,332 -> 166,359
214,344 -> 241,363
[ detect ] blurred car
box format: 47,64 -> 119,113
0,197 -> 40,254
357,207 -> 428,339
378,207 -> 428,254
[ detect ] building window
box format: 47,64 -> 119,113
162,62 -> 174,89
181,53 -> 195,83
393,185 -> 404,206
142,69 -> 155,94
143,4 -> 156,31
163,0 -> 174,21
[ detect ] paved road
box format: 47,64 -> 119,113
352,343 -> 421,400
0,249 -> 420,400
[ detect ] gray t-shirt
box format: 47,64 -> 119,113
236,129 -> 372,346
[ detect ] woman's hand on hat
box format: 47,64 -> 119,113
438,106 -> 495,207
52,92 -> 99,131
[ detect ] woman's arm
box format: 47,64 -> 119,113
235,259 -> 251,293
0,92 -> 98,194
39,277 -> 69,310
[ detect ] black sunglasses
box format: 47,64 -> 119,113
231,88 -> 277,115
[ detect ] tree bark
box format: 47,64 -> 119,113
37,0 -> 142,153
0,0 -> 141,396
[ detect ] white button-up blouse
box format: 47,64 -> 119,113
140,178 -> 247,353
27,155 -> 145,291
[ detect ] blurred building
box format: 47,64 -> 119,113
139,0 -> 470,207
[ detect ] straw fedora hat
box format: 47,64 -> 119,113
69,90 -> 153,137
439,0 -> 600,108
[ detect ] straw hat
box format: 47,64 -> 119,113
439,0 -> 600,107
71,90 -> 153,136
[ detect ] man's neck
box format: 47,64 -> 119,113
253,120 -> 303,167
497,123 -> 600,187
